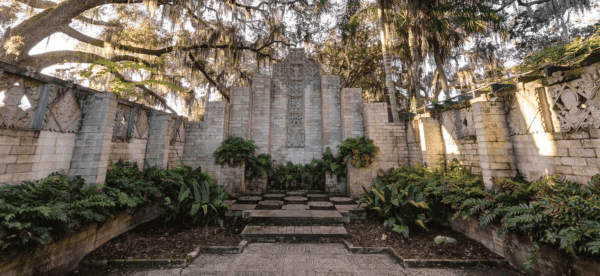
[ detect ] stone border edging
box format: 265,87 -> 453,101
341,239 -> 509,269
80,240 -> 249,269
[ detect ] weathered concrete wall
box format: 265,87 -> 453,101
0,201 -> 163,276
0,61 -> 186,185
347,102 -> 408,199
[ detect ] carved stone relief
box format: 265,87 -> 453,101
272,48 -> 321,148
42,85 -> 83,132
441,112 -> 458,140
113,104 -> 131,141
0,74 -> 40,129
549,64 -> 600,132
458,107 -> 475,137
170,118 -> 185,144
133,108 -> 150,139
505,86 -> 546,135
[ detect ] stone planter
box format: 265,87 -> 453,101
0,201 -> 163,276
448,217 -> 600,276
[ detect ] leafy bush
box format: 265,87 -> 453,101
213,136 -> 257,166
364,160 -> 600,267
270,159 -> 327,190
161,163 -> 229,228
245,154 -> 272,180
362,176 -> 430,238
338,136 -> 379,168
0,173 -> 115,253
0,160 -> 229,255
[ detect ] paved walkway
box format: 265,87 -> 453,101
121,243 -> 520,276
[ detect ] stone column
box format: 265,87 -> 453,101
472,98 -> 516,189
144,112 -> 171,168
250,75 -> 271,155
340,88 -> 364,140
321,75 -> 342,154
417,115 -> 445,170
70,92 -> 117,183
228,87 -> 252,139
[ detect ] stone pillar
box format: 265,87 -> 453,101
472,98 -> 517,189
321,75 -> 342,154
417,115 -> 445,170
250,75 -> 271,155
144,113 -> 171,168
70,92 -> 117,183
340,88 -> 364,140
228,87 -> 251,139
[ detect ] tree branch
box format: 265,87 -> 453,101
74,15 -> 118,27
188,52 -> 230,102
14,0 -> 55,9
111,71 -> 177,114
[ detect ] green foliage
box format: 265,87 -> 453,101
362,176 -> 430,238
514,26 -> 600,73
245,154 -> 272,179
161,162 -> 229,228
0,173 -> 115,254
338,136 -> 379,168
0,160 -> 228,255
364,160 -> 600,267
269,159 -> 327,190
213,136 -> 258,166
434,236 -> 456,245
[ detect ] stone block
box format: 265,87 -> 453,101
561,157 -> 587,166
10,146 -> 36,155
569,148 -> 597,157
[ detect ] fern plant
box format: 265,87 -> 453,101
338,136 -> 379,168
213,136 -> 257,166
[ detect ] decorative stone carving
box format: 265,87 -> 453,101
133,108 -> 150,139
459,107 -> 475,137
441,112 -> 458,140
272,48 -> 321,148
0,76 -> 38,129
547,71 -> 564,85
113,104 -> 131,141
170,118 -> 185,143
47,87 -> 82,132
549,64 -> 600,132
506,85 -> 547,136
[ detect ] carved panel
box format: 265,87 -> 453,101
505,84 -> 547,136
170,118 -> 185,144
272,48 -> 321,148
0,74 -> 40,129
548,64 -> 600,132
133,108 -> 150,139
441,112 -> 458,140
42,85 -> 83,132
459,107 -> 475,138
113,104 -> 131,141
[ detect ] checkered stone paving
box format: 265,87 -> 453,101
126,243 -> 519,276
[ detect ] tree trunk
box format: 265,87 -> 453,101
432,45 -> 450,99
377,0 -> 400,122
407,27 -> 420,113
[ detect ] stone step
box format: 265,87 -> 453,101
282,204 -> 310,210
335,204 -> 367,222
262,194 -> 285,201
225,204 -> 257,217
307,194 -> 329,202
286,191 -> 306,197
329,197 -> 355,205
244,210 -> 344,225
308,201 -> 335,210
237,196 -> 262,204
257,200 -> 283,210
241,225 -> 348,242
284,196 -> 308,204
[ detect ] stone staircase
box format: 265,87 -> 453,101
225,191 -> 366,242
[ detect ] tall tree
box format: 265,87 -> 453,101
377,0 -> 401,121
0,0 -> 331,115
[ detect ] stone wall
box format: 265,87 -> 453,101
0,61 -> 186,186
412,62 -> 600,189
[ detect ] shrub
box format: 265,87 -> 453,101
245,154 -> 272,180
363,160 -> 600,268
161,163 -> 229,228
213,136 -> 257,166
338,136 -> 379,168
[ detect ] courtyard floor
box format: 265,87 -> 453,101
73,243 -> 523,276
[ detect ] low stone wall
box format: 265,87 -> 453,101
0,61 -> 186,186
0,202 -> 163,276
448,218 -> 600,276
